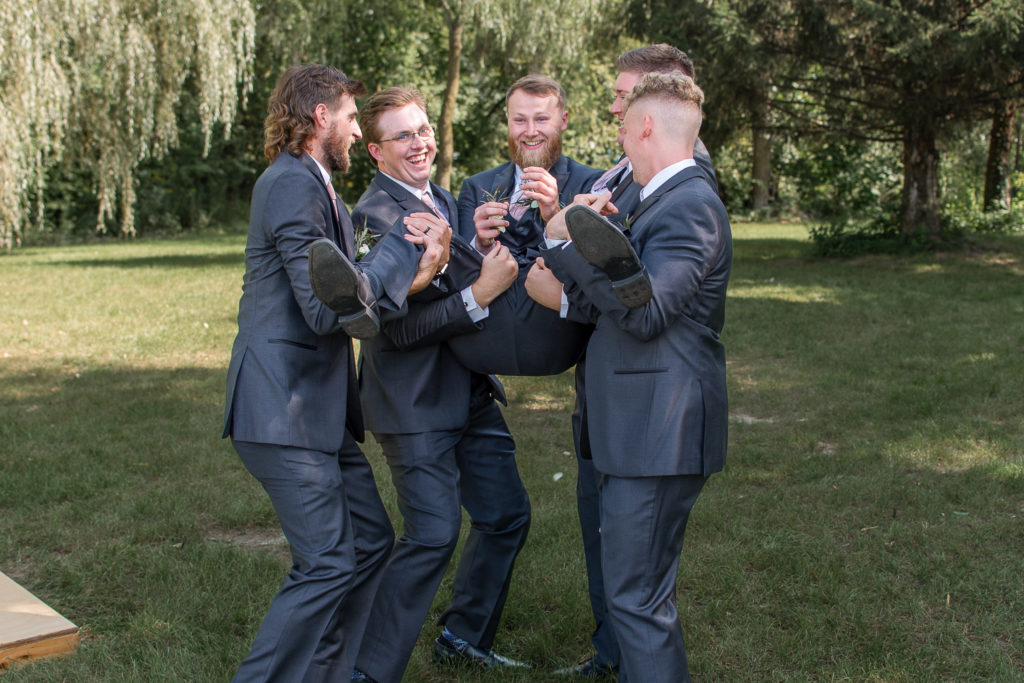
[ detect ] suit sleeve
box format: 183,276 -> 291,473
543,196 -> 727,342
261,171 -> 345,337
367,207 -> 480,350
456,179 -> 482,245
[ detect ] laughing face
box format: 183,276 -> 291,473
505,89 -> 567,170
368,102 -> 436,190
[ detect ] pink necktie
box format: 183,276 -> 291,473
420,192 -> 448,224
590,156 -> 630,193
509,196 -> 528,220
326,181 -> 340,224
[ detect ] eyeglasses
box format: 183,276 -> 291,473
379,125 -> 435,144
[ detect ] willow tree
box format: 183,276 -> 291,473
0,0 -> 254,249
430,0 -> 623,189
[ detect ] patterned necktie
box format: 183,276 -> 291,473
590,155 -> 630,194
509,200 -> 528,221
420,191 -> 448,224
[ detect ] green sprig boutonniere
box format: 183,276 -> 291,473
353,218 -> 380,261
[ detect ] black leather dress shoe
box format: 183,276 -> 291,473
554,655 -> 618,677
433,630 -> 531,670
308,239 -> 380,339
564,204 -> 652,308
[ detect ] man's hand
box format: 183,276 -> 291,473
545,190 -> 615,241
472,201 -> 509,252
525,257 -> 563,311
404,216 -> 451,294
404,212 -> 451,268
520,166 -> 560,222
470,243 -> 517,309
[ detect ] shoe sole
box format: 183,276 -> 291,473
564,205 -> 652,308
308,240 -> 380,339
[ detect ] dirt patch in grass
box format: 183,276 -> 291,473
207,528 -> 289,563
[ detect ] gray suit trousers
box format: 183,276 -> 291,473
598,473 -> 708,683
232,436 -> 394,683
356,392 -> 531,683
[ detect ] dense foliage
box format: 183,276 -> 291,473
2,0 -> 1022,250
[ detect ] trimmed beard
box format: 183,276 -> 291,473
507,131 -> 562,170
324,127 -> 351,174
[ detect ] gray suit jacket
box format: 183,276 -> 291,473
542,164 -> 732,477
352,172 -> 505,435
223,152 -> 387,450
457,155 -> 602,261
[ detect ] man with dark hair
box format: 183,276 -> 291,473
541,71 -> 731,683
222,65 -> 444,683
336,86 -> 532,683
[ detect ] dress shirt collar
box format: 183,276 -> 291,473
309,153 -> 331,185
639,158 -> 696,201
381,171 -> 434,203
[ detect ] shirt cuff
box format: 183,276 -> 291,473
461,286 -> 489,322
560,290 -> 569,318
544,236 -> 569,249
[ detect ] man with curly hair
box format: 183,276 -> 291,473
223,64 -> 445,683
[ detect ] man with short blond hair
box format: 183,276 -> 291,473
539,70 -> 732,682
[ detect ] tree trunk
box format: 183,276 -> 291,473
435,1 -> 462,192
900,121 -> 941,235
983,99 -> 1017,212
751,95 -> 771,210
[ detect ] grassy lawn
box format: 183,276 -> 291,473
1,224 -> 1022,681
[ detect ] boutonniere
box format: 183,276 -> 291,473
353,218 -> 380,261
482,187 -> 510,233
622,214 -> 635,232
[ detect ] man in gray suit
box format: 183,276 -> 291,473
536,71 -> 732,683
340,87 -> 532,683
222,65 -> 445,683
551,44 -> 720,678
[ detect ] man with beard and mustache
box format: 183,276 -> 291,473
223,65 -> 446,683
457,75 -> 602,263
438,75 -> 600,376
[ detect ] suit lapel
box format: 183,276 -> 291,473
490,162 -> 517,202
550,155 -> 570,193
298,152 -> 347,254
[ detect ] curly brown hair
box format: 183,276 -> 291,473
264,64 -> 367,162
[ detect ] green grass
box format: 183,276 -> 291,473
2,224 -> 1022,681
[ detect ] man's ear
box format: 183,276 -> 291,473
641,113 -> 654,139
367,142 -> 384,163
560,110 -> 568,131
313,102 -> 329,130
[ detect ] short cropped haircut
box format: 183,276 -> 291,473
623,71 -> 705,114
616,44 -> 695,79
359,87 -> 429,147
264,64 -> 367,162
505,75 -> 566,112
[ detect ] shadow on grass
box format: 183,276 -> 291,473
41,252 -> 244,269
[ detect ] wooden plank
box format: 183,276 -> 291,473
0,571 -> 79,669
